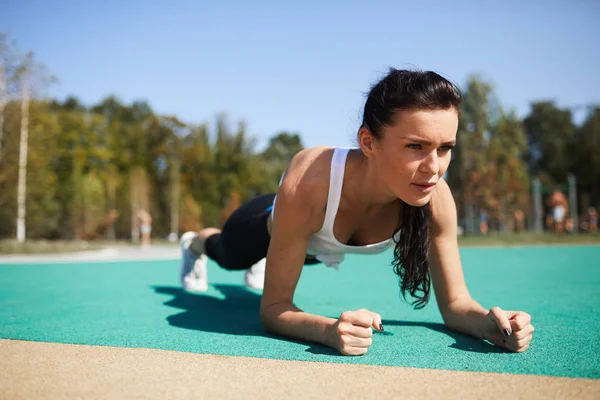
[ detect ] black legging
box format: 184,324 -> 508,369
204,193 -> 320,270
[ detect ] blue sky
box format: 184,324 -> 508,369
2,0 -> 599,149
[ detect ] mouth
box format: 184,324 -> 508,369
411,182 -> 437,193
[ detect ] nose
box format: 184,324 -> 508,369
419,151 -> 439,175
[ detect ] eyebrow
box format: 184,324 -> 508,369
399,137 -> 456,146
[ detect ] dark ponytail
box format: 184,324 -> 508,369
359,68 -> 461,309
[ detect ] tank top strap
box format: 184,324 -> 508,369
320,147 -> 350,235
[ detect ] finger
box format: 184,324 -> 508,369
509,338 -> 531,353
505,331 -> 534,352
494,333 -> 515,351
368,311 -> 384,331
509,312 -> 532,332
514,337 -> 532,349
511,324 -> 534,340
488,306 -> 512,337
501,339 -> 514,352
340,346 -> 369,356
341,310 -> 374,328
515,343 -> 530,353
345,324 -> 373,339
341,335 -> 372,348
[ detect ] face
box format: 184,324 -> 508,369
363,108 -> 458,206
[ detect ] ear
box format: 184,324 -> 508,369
358,127 -> 376,157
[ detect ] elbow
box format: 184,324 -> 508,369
441,312 -> 459,332
436,300 -> 454,327
439,308 -> 454,329
259,303 -> 279,334
438,298 -> 467,329
259,307 -> 273,331
260,300 -> 292,334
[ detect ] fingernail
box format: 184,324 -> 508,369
379,324 -> 384,331
503,328 -> 512,337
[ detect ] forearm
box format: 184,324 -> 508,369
260,303 -> 336,347
441,297 -> 488,340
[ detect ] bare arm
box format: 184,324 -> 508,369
429,180 -> 535,352
259,150 -> 338,347
429,179 -> 487,339
260,149 -> 383,356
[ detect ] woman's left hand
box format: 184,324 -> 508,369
482,307 -> 534,352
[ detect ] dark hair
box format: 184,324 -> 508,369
359,68 -> 461,309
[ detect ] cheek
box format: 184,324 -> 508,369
438,153 -> 452,175
383,153 -> 417,183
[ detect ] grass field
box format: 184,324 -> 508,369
1,233 -> 599,255
0,239 -> 104,254
457,232 -> 600,246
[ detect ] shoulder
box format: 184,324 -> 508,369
429,178 -> 457,235
280,146 -> 333,198
274,146 -> 334,232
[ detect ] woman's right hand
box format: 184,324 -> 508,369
327,309 -> 384,356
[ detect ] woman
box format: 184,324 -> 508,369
179,68 -> 534,356
137,210 -> 153,248
548,189 -> 568,233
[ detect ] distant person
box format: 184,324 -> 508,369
137,210 -> 153,248
177,69 -> 534,355
589,207 -> 598,233
81,210 -> 120,240
545,214 -> 554,231
548,189 -> 568,233
479,209 -> 489,235
512,209 -> 525,233
565,217 -> 574,233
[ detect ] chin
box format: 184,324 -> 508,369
402,193 -> 433,207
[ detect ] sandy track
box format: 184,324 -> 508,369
1,340 -> 598,400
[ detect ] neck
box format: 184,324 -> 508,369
345,149 -> 399,213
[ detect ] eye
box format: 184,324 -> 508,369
438,145 -> 455,152
407,144 -> 422,150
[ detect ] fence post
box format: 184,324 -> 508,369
533,178 -> 543,233
568,174 -> 579,233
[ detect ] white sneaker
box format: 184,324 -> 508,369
244,258 -> 266,290
180,231 -> 208,292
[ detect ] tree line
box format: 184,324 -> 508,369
0,34 -> 598,240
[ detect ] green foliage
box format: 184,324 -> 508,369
523,101 -> 575,184
0,92 -> 308,239
447,75 -> 496,203
572,107 -> 600,210
0,36 -> 598,240
485,110 -> 530,219
24,101 -> 60,238
261,131 -> 304,189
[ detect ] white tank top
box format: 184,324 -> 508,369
272,147 -> 398,270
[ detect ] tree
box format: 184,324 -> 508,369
0,33 -> 20,159
574,107 -> 600,210
446,75 -> 498,233
0,39 -> 5,157
129,166 -> 150,242
15,53 -> 32,242
181,123 -> 219,226
484,110 -> 530,230
13,49 -> 55,242
261,131 -> 304,186
22,101 -> 61,238
523,101 -> 575,185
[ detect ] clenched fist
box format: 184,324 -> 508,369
327,308 -> 383,356
483,306 -> 534,352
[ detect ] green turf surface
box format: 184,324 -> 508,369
1,246 -> 599,379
